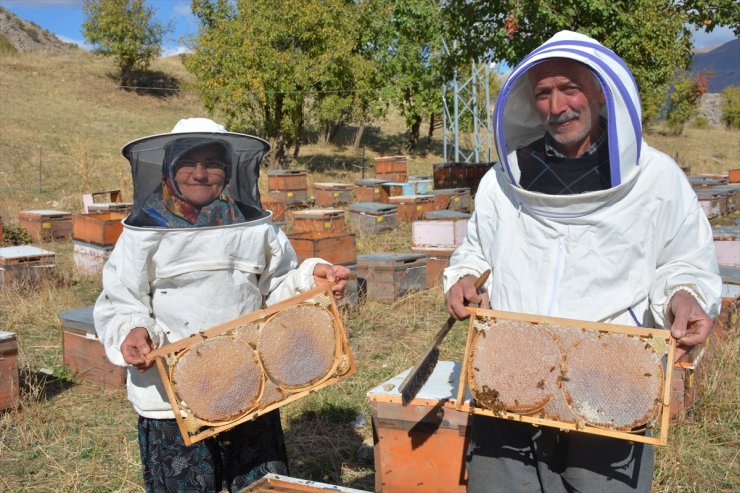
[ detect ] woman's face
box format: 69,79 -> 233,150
173,145 -> 228,207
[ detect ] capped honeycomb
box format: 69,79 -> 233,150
258,304 -> 337,389
562,333 -> 663,430
171,335 -> 263,423
469,320 -> 561,412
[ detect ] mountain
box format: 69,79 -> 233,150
691,38 -> 740,93
0,6 -> 77,54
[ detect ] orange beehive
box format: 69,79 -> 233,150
267,170 -> 308,191
19,209 -> 72,242
0,331 -> 19,412
728,169 -> 740,183
291,209 -> 347,234
0,245 -> 55,287
374,156 -> 407,182
267,189 -> 309,207
72,212 -> 126,246
411,247 -> 455,288
388,195 -> 436,221
354,179 -> 390,203
288,231 -> 357,266
313,182 -> 353,206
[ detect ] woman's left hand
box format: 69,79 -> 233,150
313,263 -> 352,300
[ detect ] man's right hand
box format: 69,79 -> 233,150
445,274 -> 490,320
121,327 -> 154,371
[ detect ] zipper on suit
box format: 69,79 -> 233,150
546,238 -> 565,316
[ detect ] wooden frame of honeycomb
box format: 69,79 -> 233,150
145,284 -> 355,445
455,308 -> 675,446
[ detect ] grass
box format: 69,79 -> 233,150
0,49 -> 739,492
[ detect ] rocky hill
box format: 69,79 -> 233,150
691,38 -> 740,93
0,6 -> 77,54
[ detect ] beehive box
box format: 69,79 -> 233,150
267,169 -> 308,191
356,253 -> 426,303
694,190 -> 724,219
19,210 -> 72,242
374,156 -> 407,182
348,203 -> 398,233
59,306 -> 127,390
713,226 -> 739,266
689,175 -> 726,189
382,181 -> 415,198
729,169 -> 740,184
0,331 -> 19,411
412,218 -> 468,250
241,473 -> 370,493
291,209 -> 346,234
367,361 -> 471,493
145,285 -> 355,445
0,245 -> 55,287
72,212 -> 126,246
719,265 -> 740,301
313,182 -> 353,206
670,340 -> 712,423
433,162 -> 494,194
431,188 -> 472,212
407,176 -> 434,195
456,308 -> 675,446
355,178 -> 390,203
73,241 -> 114,276
288,231 -> 357,266
267,189 -> 309,207
337,264 -> 359,312
411,247 -> 456,288
82,189 -> 132,214
709,184 -> 739,212
388,195 -> 436,222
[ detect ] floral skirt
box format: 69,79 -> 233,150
138,410 -> 289,492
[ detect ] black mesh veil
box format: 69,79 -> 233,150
121,131 -> 271,225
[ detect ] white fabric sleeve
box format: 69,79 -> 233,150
443,208 -> 493,293
93,231 -> 162,367
261,225 -> 330,305
649,201 -> 722,327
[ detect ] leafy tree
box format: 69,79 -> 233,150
666,73 -> 709,134
187,0 -> 371,165
679,0 -> 740,35
441,0 -> 707,123
721,86 -> 740,129
82,0 -> 167,87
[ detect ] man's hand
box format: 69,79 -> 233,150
667,290 -> 713,362
313,263 -> 352,300
445,274 -> 490,320
121,327 -> 154,371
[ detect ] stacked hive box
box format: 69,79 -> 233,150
0,331 -> 19,411
388,195 -> 436,222
267,170 -> 309,207
356,253 -> 426,303
59,306 -> 127,389
313,182 -> 353,207
288,209 -> 357,267
72,212 -> 126,276
412,210 -> 471,287
431,188 -> 472,212
354,178 -> 389,203
0,245 -> 55,287
348,203 -> 398,233
82,189 -> 132,214
433,162 -> 494,194
374,156 -> 407,182
19,210 -> 72,242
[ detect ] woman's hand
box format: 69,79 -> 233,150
313,263 -> 352,300
121,327 -> 155,372
667,290 -> 713,362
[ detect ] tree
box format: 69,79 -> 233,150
82,0 -> 167,87
440,0 -> 724,123
666,73 -> 709,134
721,86 -> 740,129
186,0 -> 369,165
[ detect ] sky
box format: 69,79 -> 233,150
0,0 -> 737,57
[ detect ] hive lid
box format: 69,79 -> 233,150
358,252 -> 426,263
314,182 -> 352,189
292,209 -> 344,218
267,169 -> 306,176
423,210 -> 471,220
355,178 -> 389,186
0,331 -> 17,341
0,245 -> 55,259
58,305 -> 95,332
349,202 -> 397,213
430,187 -> 470,195
20,209 -> 72,216
719,265 -> 740,283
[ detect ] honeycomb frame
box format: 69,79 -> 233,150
146,284 -> 355,445
456,308 -> 675,446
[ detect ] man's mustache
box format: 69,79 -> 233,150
547,111 -> 581,124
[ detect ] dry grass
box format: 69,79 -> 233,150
1,49 -> 738,492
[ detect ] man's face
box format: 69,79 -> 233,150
173,145 -> 227,207
529,60 -> 606,157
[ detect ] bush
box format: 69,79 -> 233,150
3,224 -> 33,246
666,73 -> 708,135
721,86 -> 740,129
691,116 -> 709,129
0,34 -> 18,55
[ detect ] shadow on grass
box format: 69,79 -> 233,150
107,70 -> 182,98
20,368 -> 77,401
284,403 -> 374,490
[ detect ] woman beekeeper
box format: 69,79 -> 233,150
94,118 -> 350,492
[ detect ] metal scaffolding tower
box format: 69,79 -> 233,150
442,40 -> 495,164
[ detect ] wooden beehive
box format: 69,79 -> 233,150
242,473 -> 370,492
267,169 -> 308,191
710,185 -> 739,212
719,265 -> 739,301
356,253 -> 426,303
433,162 -> 494,194
0,245 -> 55,287
348,203 -> 398,233
713,226 -> 739,266
374,155 -> 407,182
354,178 -> 390,203
670,339 -> 712,424
261,196 -> 287,221
291,209 -> 347,234
72,212 -> 126,246
267,189 -> 309,207
145,285 -> 355,445
72,241 -> 115,276
407,176 -> 434,195
313,182 -> 353,206
729,169 -> 740,184
382,181 -> 414,198
82,189 -> 132,214
59,306 -> 127,390
412,218 -> 468,250
411,247 -> 455,288
456,308 -> 675,446
431,188 -> 472,212
19,210 -> 72,242
689,175 -> 726,189
0,331 -> 19,411
694,190 -> 724,219
288,231 -> 357,266
388,195 -> 436,222
367,360 -> 470,493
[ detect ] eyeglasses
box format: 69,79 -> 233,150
174,159 -> 228,174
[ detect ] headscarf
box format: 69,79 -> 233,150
140,137 -> 246,228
